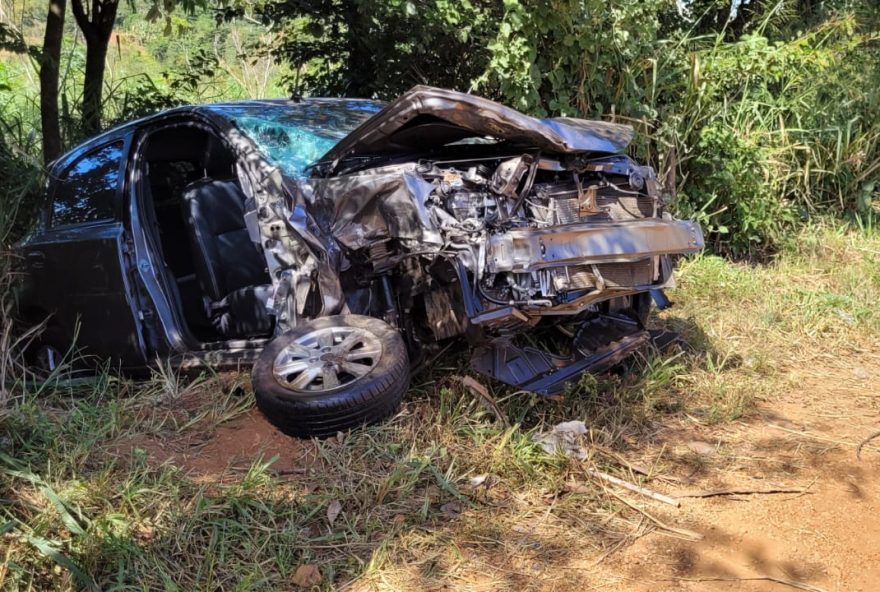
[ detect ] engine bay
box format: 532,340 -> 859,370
250,148 -> 688,389
246,103 -> 704,395
417,153 -> 666,312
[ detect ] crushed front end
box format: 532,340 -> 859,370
258,87 -> 704,395
418,152 -> 701,394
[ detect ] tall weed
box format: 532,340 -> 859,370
0,81 -> 45,403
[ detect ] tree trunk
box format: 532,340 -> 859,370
39,0 -> 65,164
70,0 -> 119,136
81,39 -> 108,135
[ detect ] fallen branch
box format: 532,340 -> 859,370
604,488 -> 702,541
677,486 -> 811,499
856,429 -> 880,460
587,469 -> 680,506
659,575 -> 827,592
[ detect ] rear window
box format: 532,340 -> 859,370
51,142 -> 124,227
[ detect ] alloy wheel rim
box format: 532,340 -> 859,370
273,326 -> 382,392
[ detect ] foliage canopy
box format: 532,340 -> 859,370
1,0 -> 879,253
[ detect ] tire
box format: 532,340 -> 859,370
252,314 -> 410,438
24,329 -> 94,383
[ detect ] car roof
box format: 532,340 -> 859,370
51,98 -> 384,173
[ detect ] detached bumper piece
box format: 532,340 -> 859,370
470,314 -> 650,396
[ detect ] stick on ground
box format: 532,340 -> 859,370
659,575 -> 827,592
604,488 -> 702,541
677,486 -> 810,498
587,469 -> 680,507
856,429 -> 880,460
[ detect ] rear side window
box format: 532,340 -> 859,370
51,142 -> 124,227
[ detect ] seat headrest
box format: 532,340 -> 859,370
204,135 -> 236,180
182,179 -> 248,236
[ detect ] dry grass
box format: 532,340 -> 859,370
1,223 -> 879,591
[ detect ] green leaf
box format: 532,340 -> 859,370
25,536 -> 98,592
39,484 -> 87,536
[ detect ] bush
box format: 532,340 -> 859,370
3,0 -> 879,256
0,122 -> 42,247
676,123 -> 795,254
476,4 -> 880,254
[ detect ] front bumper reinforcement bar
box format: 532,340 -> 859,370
487,218 -> 704,273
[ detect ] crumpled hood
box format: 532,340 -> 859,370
318,86 -> 633,171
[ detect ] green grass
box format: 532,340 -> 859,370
1,222 -> 879,591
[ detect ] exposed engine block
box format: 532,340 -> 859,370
419,154 -> 667,315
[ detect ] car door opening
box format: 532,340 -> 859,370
138,124 -> 274,343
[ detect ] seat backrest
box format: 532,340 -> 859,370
182,179 -> 270,302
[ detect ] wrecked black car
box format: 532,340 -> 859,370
17,86 -> 703,437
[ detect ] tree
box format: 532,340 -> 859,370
0,6 -> 62,164
39,0 -> 66,162
70,0 -> 119,135
68,0 -> 206,134
237,0 -> 501,99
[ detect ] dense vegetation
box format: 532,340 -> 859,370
1,0 -> 878,253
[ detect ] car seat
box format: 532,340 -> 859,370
181,178 -> 274,338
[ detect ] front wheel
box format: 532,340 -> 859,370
252,314 -> 410,438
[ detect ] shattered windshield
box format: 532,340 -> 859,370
206,99 -> 385,177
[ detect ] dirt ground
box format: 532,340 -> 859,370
120,348 -> 880,592
597,350 -> 880,592
117,407 -> 318,482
